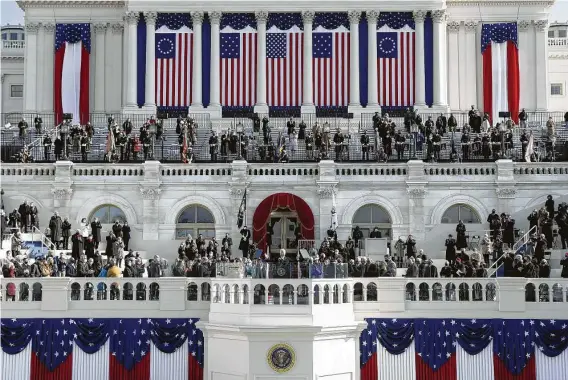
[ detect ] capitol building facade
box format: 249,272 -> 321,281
1,1 -> 568,380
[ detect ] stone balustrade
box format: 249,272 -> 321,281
2,160 -> 567,182
2,277 -> 567,319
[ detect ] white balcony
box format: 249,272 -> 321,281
1,277 -> 567,321
2,40 -> 25,49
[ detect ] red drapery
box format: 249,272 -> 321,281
252,193 -> 315,254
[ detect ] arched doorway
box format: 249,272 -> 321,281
352,204 -> 392,241
175,204 -> 216,239
253,193 -> 315,258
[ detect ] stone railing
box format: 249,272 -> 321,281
2,40 -> 25,49
2,277 -> 567,318
549,37 -> 568,48
2,160 -> 566,186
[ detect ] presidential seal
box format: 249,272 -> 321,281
267,343 -> 296,373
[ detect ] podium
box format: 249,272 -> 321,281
365,238 -> 388,262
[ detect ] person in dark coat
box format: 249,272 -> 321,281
105,232 -> 116,259
445,234 -> 457,264
48,212 -> 63,249
71,230 -> 84,260
503,215 -> 515,248
84,235 -> 96,259
527,209 -> 539,232
545,195 -> 555,218
18,201 -> 29,232
0,210 -> 7,249
122,222 -> 131,250
455,221 -> 467,250
61,217 -> 72,249
541,217 -> 554,249
112,221 -> 123,238
239,226 -> 251,258
560,253 -> 568,278
90,217 -> 102,249
405,235 -> 417,258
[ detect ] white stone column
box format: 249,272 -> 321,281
464,20 -> 478,111
94,23 -> 107,112
447,21 -> 460,111
191,11 -> 204,109
209,11 -> 222,116
301,10 -> 315,114
42,23 -> 55,113
366,10 -> 380,111
36,24 -> 45,113
348,10 -> 361,109
24,22 -> 40,112
534,20 -> 549,111
125,11 -> 139,109
122,19 -> 128,107
143,11 -> 157,111
432,10 -> 448,108
413,11 -> 427,108
517,20 -> 531,111
254,11 -> 269,113
105,23 -> 122,112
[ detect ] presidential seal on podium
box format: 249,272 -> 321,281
267,343 -> 296,373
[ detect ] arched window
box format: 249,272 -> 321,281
90,205 -> 127,224
176,204 -> 215,239
352,204 -> 392,241
441,204 -> 481,224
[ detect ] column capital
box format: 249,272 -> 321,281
431,9 -> 447,24
125,11 -> 139,25
144,11 -> 158,25
111,23 -> 124,34
348,10 -> 362,24
51,188 -> 73,201
496,187 -> 517,199
316,183 -> 337,199
447,20 -> 460,33
43,23 -> 56,33
140,187 -> 162,200
1,74 -> 4,84
534,20 -> 548,32
366,10 -> 380,23
209,11 -> 222,24
302,10 -> 316,24
517,20 -> 531,32
93,23 -> 108,34
407,187 -> 427,199
255,10 -> 269,23
25,22 -> 40,34
413,10 -> 428,23
464,20 -> 479,32
191,11 -> 205,25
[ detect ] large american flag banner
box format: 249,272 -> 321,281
220,14 -> 257,107
1,318 -> 204,380
156,27 -> 194,108
266,27 -> 303,107
360,318 -> 568,380
312,28 -> 350,107
377,25 -> 415,107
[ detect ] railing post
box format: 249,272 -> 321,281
497,278 -> 527,312
158,278 -> 188,311
376,278 -> 407,312
141,161 -> 162,240
495,159 -> 516,215
41,278 -> 70,311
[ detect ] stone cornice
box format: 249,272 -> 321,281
1,56 -> 25,61
18,0 -> 125,9
446,0 -> 553,6
549,53 -> 568,59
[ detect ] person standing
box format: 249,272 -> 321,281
91,217 -> 102,249
61,217 -> 72,249
49,212 -> 62,249
122,222 -> 131,250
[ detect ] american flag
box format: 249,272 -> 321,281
155,30 -> 194,107
1,317 -> 204,380
267,30 -> 303,107
312,31 -> 350,107
377,30 -> 415,107
220,30 -> 257,107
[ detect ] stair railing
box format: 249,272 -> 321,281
487,225 -> 537,277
